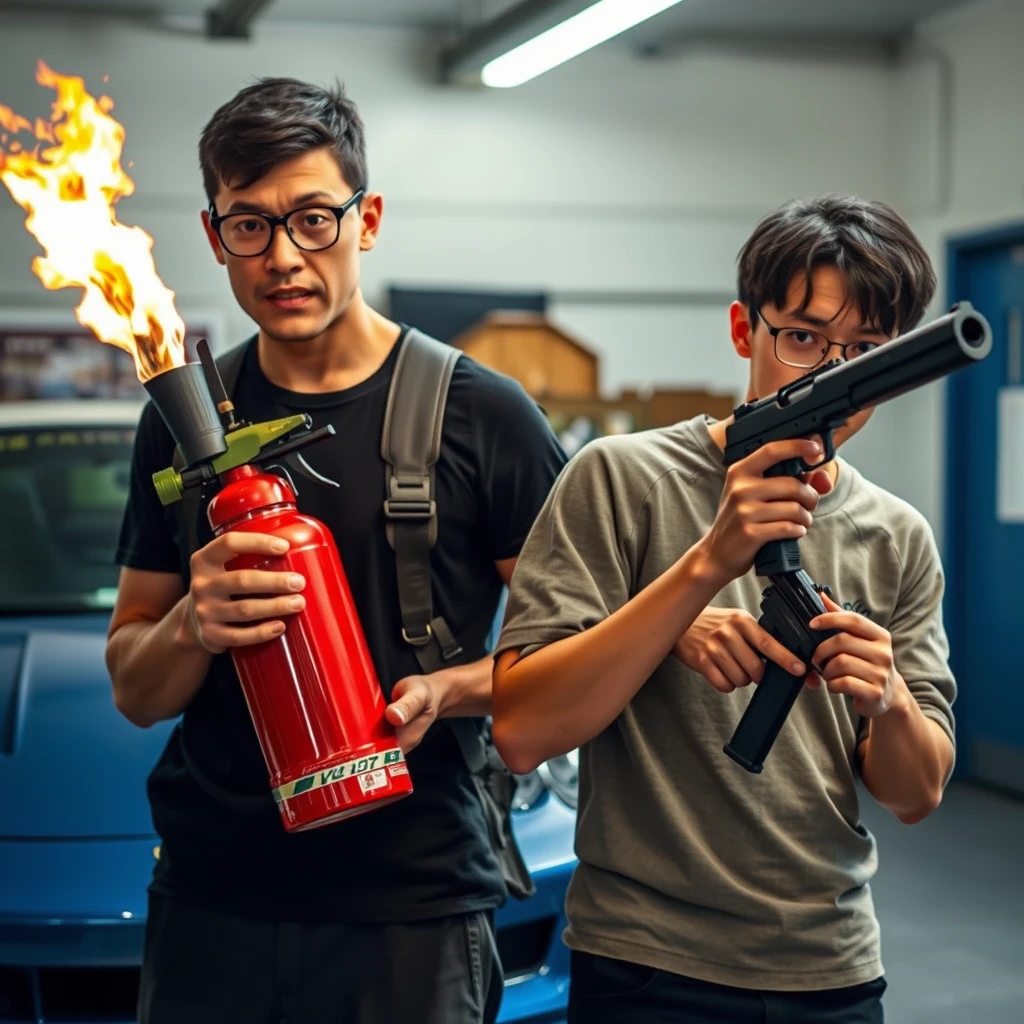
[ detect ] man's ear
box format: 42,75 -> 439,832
358,192 -> 384,252
201,209 -> 227,267
730,301 -> 754,359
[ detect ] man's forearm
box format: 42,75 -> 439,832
492,543 -> 728,774
860,680 -> 954,824
436,656 -> 494,719
107,596 -> 212,728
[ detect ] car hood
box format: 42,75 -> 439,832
0,616 -> 174,838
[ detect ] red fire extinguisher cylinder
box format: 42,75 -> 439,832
206,464 -> 413,832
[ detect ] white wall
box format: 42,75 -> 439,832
13,6 -> 1023,542
839,0 -> 1024,547
0,14 -> 895,405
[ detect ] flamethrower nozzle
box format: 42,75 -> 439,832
144,362 -> 228,468
147,344 -> 333,506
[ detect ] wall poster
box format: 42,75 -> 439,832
0,308 -> 225,402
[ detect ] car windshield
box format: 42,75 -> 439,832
0,424 -> 135,613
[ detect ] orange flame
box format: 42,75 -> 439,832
0,62 -> 185,381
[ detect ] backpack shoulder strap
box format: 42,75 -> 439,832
381,328 -> 465,670
380,330 -> 492,776
173,338 -> 251,556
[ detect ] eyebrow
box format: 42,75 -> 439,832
222,191 -> 338,215
786,311 -> 888,338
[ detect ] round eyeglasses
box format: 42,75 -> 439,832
210,189 -> 365,258
757,307 -> 883,369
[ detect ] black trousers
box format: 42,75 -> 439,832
568,951 -> 886,1024
138,892 -> 504,1024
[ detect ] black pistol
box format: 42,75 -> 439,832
721,302 -> 992,774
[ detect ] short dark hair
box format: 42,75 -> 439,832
198,77 -> 368,207
737,194 -> 936,336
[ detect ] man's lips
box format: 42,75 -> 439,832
265,288 -> 316,307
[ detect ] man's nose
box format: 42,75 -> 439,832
822,340 -> 850,362
264,224 -> 305,273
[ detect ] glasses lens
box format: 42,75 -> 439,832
776,328 -> 827,367
219,214 -> 271,256
286,207 -> 340,252
845,341 -> 881,360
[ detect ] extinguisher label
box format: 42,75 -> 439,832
273,747 -> 406,804
359,770 -> 388,794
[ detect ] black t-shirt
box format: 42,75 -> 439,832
114,328 -> 567,924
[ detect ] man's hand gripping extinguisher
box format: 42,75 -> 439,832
143,340 -> 413,833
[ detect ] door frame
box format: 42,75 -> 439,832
944,220 -> 1024,779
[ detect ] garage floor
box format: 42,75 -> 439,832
859,781 -> 1024,1024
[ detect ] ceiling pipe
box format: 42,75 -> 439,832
205,0 -> 276,39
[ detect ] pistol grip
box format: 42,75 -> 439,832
755,540 -> 803,576
754,456 -> 811,577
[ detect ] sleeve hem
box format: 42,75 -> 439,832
490,534 -> 531,562
114,547 -> 182,575
919,706 -> 956,747
493,624 -> 582,657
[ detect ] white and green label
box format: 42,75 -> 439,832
273,748 -> 405,804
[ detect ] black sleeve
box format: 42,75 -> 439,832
113,400 -> 183,575
468,364 -> 568,561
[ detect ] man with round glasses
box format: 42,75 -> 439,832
492,194 -> 956,1022
208,189 -> 365,260
107,76 -> 566,1024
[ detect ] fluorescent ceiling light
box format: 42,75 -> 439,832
481,0 -> 685,88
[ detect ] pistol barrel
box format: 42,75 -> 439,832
724,302 -> 992,463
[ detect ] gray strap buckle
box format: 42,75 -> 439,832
384,475 -> 435,521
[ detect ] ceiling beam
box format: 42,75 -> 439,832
205,0 -> 276,39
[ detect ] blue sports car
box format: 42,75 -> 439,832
0,400 -> 577,1024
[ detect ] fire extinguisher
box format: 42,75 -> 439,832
145,341 -> 413,833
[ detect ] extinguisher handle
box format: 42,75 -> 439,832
250,424 -> 335,466
253,425 -> 340,496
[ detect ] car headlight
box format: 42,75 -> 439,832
513,748 -> 579,811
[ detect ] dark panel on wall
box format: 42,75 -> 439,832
387,286 -> 547,345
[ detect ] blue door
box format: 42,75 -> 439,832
947,230 -> 1024,793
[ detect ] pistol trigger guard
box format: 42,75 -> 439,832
799,429 -> 836,474
820,429 -> 836,465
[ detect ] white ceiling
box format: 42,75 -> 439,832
0,0 -> 971,45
